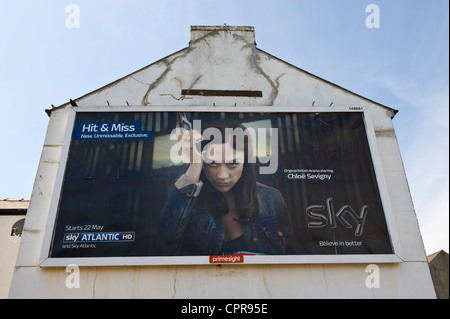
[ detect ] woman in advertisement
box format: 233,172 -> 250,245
159,119 -> 291,256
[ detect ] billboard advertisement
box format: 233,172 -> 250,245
47,111 -> 393,262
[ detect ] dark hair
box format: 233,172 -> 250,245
199,120 -> 259,221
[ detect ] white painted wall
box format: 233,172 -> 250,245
9,26 -> 436,299
0,215 -> 23,299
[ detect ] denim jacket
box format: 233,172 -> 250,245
159,174 -> 290,256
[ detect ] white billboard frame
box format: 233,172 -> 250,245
39,105 -> 403,267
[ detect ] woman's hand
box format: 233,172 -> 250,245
176,122 -> 204,183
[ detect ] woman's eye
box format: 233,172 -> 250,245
206,161 -> 217,167
227,162 -> 238,168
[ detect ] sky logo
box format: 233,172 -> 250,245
64,233 -> 80,243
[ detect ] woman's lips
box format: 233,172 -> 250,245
214,182 -> 231,187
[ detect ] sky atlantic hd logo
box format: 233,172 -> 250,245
63,232 -> 135,243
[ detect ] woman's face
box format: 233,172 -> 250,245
203,142 -> 245,193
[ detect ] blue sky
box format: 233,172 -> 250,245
0,0 -> 448,255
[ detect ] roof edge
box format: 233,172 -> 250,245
256,47 -> 398,117
45,46 -> 191,116
45,29 -> 398,118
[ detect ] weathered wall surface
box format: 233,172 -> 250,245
428,251 -> 449,299
72,26 -> 381,109
9,263 -> 434,299
9,26 -> 436,299
0,215 -> 24,298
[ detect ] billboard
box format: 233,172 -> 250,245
45,110 -> 395,264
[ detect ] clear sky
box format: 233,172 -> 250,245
0,0 -> 448,255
